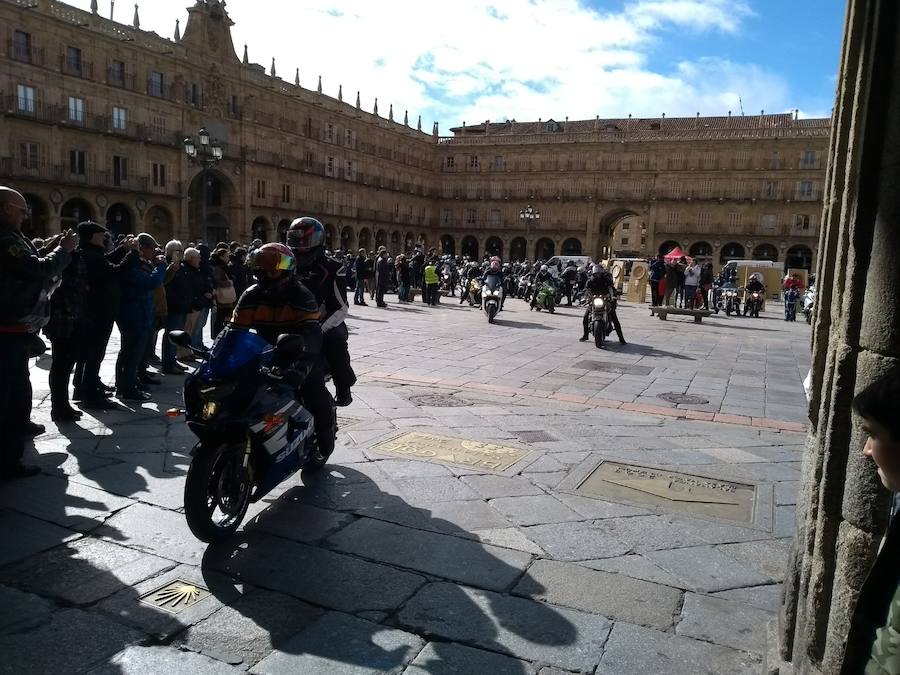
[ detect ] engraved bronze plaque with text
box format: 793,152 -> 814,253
373,432 -> 529,472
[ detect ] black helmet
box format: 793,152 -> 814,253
286,216 -> 326,268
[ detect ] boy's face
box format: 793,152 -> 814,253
862,417 -> 900,491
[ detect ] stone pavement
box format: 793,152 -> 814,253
0,295 -> 810,674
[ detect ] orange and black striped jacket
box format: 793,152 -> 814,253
230,278 -> 321,346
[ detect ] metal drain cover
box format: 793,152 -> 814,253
574,360 -> 653,376
409,394 -> 473,408
139,579 -> 210,614
516,430 -> 558,443
658,392 -> 709,405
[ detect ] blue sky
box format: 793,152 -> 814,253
68,0 -> 845,128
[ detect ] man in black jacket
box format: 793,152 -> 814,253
352,248 -> 367,306
579,264 -> 625,345
0,186 -> 76,479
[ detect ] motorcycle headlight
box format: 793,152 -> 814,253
752,293 -> 760,299
201,401 -> 220,420
593,298 -> 605,308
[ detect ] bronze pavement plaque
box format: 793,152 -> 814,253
373,432 -> 529,472
576,461 -> 757,523
139,579 -> 211,614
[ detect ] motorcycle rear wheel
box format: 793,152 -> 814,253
184,442 -> 251,543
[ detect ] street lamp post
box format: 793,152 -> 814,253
183,127 -> 223,241
518,203 -> 540,261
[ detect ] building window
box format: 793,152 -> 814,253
344,129 -> 354,147
494,155 -> 504,170
112,106 -> 127,130
794,214 -> 812,231
148,70 -> 165,97
326,124 -> 334,142
109,59 -> 125,85
445,156 -> 455,169
152,163 -> 166,187
189,83 -> 201,107
800,150 -> 817,169
12,30 -> 32,62
69,150 -> 86,175
150,115 -> 166,137
67,96 -> 84,123
621,237 -> 629,245
764,181 -> 778,198
441,210 -> 452,225
734,150 -> 750,170
698,212 -> 711,229
325,156 -> 334,177
19,142 -> 39,169
489,209 -> 501,226
700,181 -> 714,198
728,212 -> 742,232
702,151 -> 717,169
769,152 -> 780,170
281,184 -> 291,204
112,155 -> 127,186
256,179 -> 266,199
465,209 -> 477,224
16,84 -> 35,113
230,95 -> 239,116
64,46 -> 82,75
666,211 -> 680,227
670,181 -> 682,199
669,152 -> 685,170
798,181 -> 816,199
345,160 -> 354,180
760,214 -> 777,232
468,155 -> 479,169
621,222 -> 630,230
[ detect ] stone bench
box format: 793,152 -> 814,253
649,306 -> 712,323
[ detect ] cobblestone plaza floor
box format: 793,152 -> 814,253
1,296 -> 811,674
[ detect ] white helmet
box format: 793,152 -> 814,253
540,264 -> 548,272
592,264 -> 603,275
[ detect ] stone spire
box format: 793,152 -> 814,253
373,98 -> 378,116
389,104 -> 394,122
417,115 -> 422,131
317,76 -> 322,94
90,0 -> 98,13
403,110 -> 408,126
110,0 -> 115,20
132,3 -> 140,28
338,84 -> 343,102
242,44 -> 248,65
174,18 -> 181,42
295,68 -> 300,86
356,91 -> 361,109
432,121 -> 439,138
270,57 -> 276,77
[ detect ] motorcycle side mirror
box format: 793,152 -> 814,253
275,333 -> 306,360
167,330 -> 192,348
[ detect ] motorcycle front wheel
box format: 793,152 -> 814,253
184,441 -> 252,543
594,320 -> 604,348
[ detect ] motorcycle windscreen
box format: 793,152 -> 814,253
205,328 -> 271,379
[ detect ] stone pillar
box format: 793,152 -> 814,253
779,1 -> 900,672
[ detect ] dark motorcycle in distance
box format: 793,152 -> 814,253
167,326 -> 335,542
482,275 -> 502,323
589,293 -> 613,348
744,288 -> 763,318
720,284 -> 739,316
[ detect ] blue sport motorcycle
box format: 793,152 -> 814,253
168,326 -> 334,542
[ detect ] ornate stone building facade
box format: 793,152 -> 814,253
1,0 -> 829,271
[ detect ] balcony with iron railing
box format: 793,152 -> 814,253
146,80 -> 177,101
106,67 -> 137,90
8,39 -> 45,66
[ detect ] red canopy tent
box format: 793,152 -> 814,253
663,246 -> 693,265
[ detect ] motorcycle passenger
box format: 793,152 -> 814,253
561,261 -> 578,306
481,257 -> 505,310
286,217 -> 356,406
458,261 -> 481,305
530,264 -> 553,310
580,264 -> 626,346
743,275 -> 765,316
230,243 -> 335,461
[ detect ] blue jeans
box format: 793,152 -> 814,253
116,327 -> 149,394
354,277 -> 366,304
191,306 -> 209,348
398,282 -> 410,301
162,313 -> 186,370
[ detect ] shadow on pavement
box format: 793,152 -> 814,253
200,464 -> 578,673
494,319 -> 556,330
622,343 -> 695,360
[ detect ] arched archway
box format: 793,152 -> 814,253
375,229 -> 387,248
600,208 -> 643,259
486,236 -> 503,258
440,235 -> 455,256
785,244 -> 814,270
358,228 -> 371,251
323,223 -> 336,251
720,242 -> 745,265
510,237 -> 527,262
689,241 -> 713,259
21,194 -> 48,238
561,238 -> 582,256
535,237 -> 555,260
60,198 -> 93,230
205,213 -> 229,244
390,230 -> 401,251
187,169 -> 237,240
251,216 -> 270,242
753,243 -> 779,262
106,203 -> 134,237
276,219 -> 291,243
658,240 -> 680,256
461,236 -> 478,260
145,205 -> 174,241
341,226 -> 354,251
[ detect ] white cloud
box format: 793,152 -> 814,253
65,0 -> 822,129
